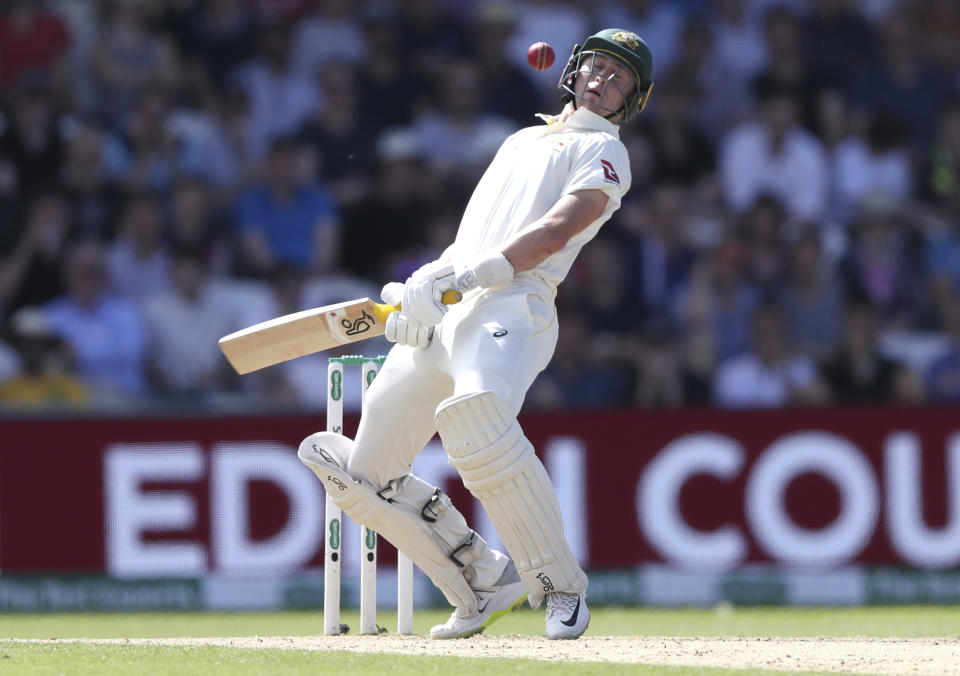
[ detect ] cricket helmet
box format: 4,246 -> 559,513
558,28 -> 654,122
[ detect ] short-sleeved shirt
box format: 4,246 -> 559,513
235,184 -> 338,269
450,108 -> 631,290
43,294 -> 147,396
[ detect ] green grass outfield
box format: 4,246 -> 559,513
0,606 -> 957,676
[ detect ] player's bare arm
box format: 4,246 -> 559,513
500,189 -> 609,273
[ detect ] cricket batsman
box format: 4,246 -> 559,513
299,29 -> 653,640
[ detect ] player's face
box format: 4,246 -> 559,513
573,53 -> 635,120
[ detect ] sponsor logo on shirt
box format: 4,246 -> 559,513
600,159 -> 620,185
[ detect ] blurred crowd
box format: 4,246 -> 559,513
2,0 -> 960,412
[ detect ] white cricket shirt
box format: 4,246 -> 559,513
450,107 -> 631,291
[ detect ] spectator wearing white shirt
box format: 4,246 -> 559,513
142,247 -> 235,397
720,78 -> 828,219
831,112 -> 912,222
714,301 -> 828,408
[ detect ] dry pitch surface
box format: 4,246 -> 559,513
30,635 -> 960,675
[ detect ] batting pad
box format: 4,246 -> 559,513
298,432 -> 504,614
435,391 -> 588,608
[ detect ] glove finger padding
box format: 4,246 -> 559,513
380,281 -> 405,306
385,311 -> 432,348
402,264 -> 456,326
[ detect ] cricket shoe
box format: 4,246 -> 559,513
429,561 -> 527,639
545,591 -> 589,640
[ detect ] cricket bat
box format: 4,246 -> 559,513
219,289 -> 461,374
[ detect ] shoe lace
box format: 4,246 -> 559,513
546,591 -> 578,620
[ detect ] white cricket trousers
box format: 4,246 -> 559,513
347,281 -> 557,488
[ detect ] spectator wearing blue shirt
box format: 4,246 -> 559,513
234,137 -> 340,277
43,239 -> 148,400
925,300 -> 960,403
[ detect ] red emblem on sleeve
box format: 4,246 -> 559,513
600,159 -> 620,185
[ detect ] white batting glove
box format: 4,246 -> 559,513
380,281 -> 404,307
401,262 -> 457,326
384,311 -> 433,348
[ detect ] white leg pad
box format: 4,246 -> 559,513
435,391 -> 588,608
298,432 -> 505,614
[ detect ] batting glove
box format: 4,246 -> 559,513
384,311 -> 433,348
401,261 -> 457,326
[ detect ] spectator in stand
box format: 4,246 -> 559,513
0,77 -> 63,201
357,6 -> 429,129
118,83 -> 208,194
90,0 -> 180,125
168,0 -> 256,91
397,0 -> 470,76
756,8 -> 808,94
778,227 -> 845,360
919,97 -> 960,210
847,8 -> 952,149
234,136 -> 340,277
413,59 -> 514,190
912,0 -> 960,76
565,234 -> 634,335
619,182 -> 699,322
714,301 -> 828,408
821,301 -> 922,405
925,210 -> 960,332
43,239 -> 147,400
709,0 -> 768,89
340,128 -> 436,282
60,118 -> 125,239
842,203 -> 926,331
665,15 -> 752,143
720,78 -> 828,219
107,193 -> 171,302
735,194 -> 787,293
142,246 -> 235,398
0,190 -> 72,316
0,305 -> 88,408
597,0 -> 684,79
168,178 -> 230,275
0,0 -> 71,96
925,300 -> 960,403
801,0 -> 879,89
505,0 -> 589,95
631,313 -> 713,408
831,112 -> 913,222
680,237 -> 759,364
642,82 -> 716,188
469,2 -> 541,127
227,22 -> 321,161
526,313 -> 633,410
291,0 -> 367,74
297,64 -> 378,208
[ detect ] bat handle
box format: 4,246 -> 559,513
441,289 -> 463,305
372,289 -> 463,324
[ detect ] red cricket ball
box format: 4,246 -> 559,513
527,42 -> 555,71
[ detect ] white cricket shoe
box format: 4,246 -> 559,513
430,562 -> 526,639
545,591 -> 589,640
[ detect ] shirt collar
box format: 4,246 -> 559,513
535,107 -> 621,137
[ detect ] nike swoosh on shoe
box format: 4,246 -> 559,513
560,597 -> 581,627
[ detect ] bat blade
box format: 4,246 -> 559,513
219,297 -> 390,374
